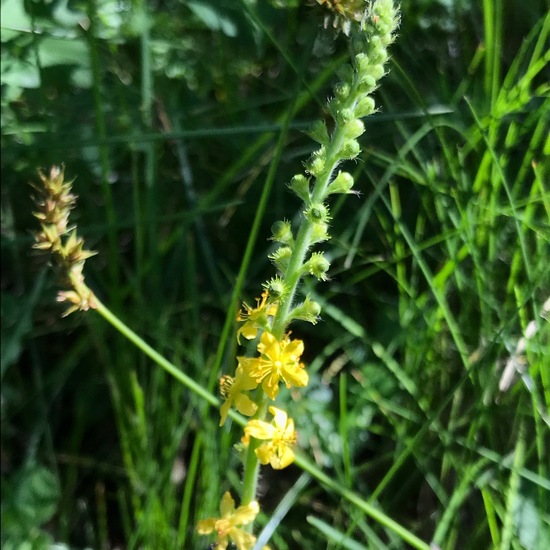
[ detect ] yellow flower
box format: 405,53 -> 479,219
196,491 -> 259,550
236,291 -> 278,343
219,366 -> 259,426
239,331 -> 308,400
243,406 -> 297,469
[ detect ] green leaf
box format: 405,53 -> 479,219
307,515 -> 367,549
0,0 -> 33,35
514,487 -> 550,550
187,1 -> 237,37
1,272 -> 45,379
13,465 -> 60,527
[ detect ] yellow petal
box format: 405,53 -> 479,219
270,445 -> 295,469
284,338 -> 304,358
261,373 -> 280,400
237,322 -> 258,343
234,365 -> 259,391
281,364 -> 308,389
229,527 -> 257,550
234,393 -> 258,417
255,442 -> 273,465
257,331 -> 278,358
268,406 -> 288,430
232,501 -> 260,525
220,491 -> 236,516
219,399 -> 232,427
244,419 -> 276,440
196,518 -> 216,534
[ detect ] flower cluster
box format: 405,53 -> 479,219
32,166 -> 97,316
198,2 -> 399,548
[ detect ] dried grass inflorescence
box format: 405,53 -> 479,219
32,165 -> 97,316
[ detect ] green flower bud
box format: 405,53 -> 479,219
271,220 -> 293,244
304,251 -> 330,281
263,276 -> 287,299
367,64 -> 385,81
310,221 -> 330,244
336,108 -> 355,126
343,118 -> 365,140
268,246 -> 293,272
290,174 -> 310,202
307,120 -> 329,146
339,139 -> 361,159
289,295 -> 321,325
354,53 -> 369,73
326,171 -> 354,195
357,75 -> 377,94
334,81 -> 350,100
372,1 -> 400,46
370,46 -> 388,65
305,150 -> 326,176
355,96 -> 376,117
369,35 -> 383,51
304,202 -> 330,224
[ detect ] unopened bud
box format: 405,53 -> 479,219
269,246 -> 293,273
290,295 -> 322,324
264,277 -> 287,299
305,252 -> 330,281
290,174 -> 310,202
305,153 -> 326,176
304,202 -> 330,223
343,118 -> 365,139
355,96 -> 376,117
310,221 -> 330,244
339,139 -> 361,159
327,171 -> 354,195
271,220 -> 293,244
334,82 -> 350,100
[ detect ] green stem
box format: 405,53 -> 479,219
241,37 -> 365,522
93,297 -> 218,408
272,86 -> 361,339
241,394 -> 269,507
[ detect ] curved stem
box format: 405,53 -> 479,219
93,297 -> 219,408
91,295 -> 430,549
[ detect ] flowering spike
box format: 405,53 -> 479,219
200,2 -> 401,544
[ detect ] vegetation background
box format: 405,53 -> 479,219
1,0 -> 549,548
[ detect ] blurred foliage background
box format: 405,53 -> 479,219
1,0 -> 549,549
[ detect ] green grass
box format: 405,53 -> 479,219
1,0 -> 549,549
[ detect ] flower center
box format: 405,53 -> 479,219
215,518 -> 232,537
